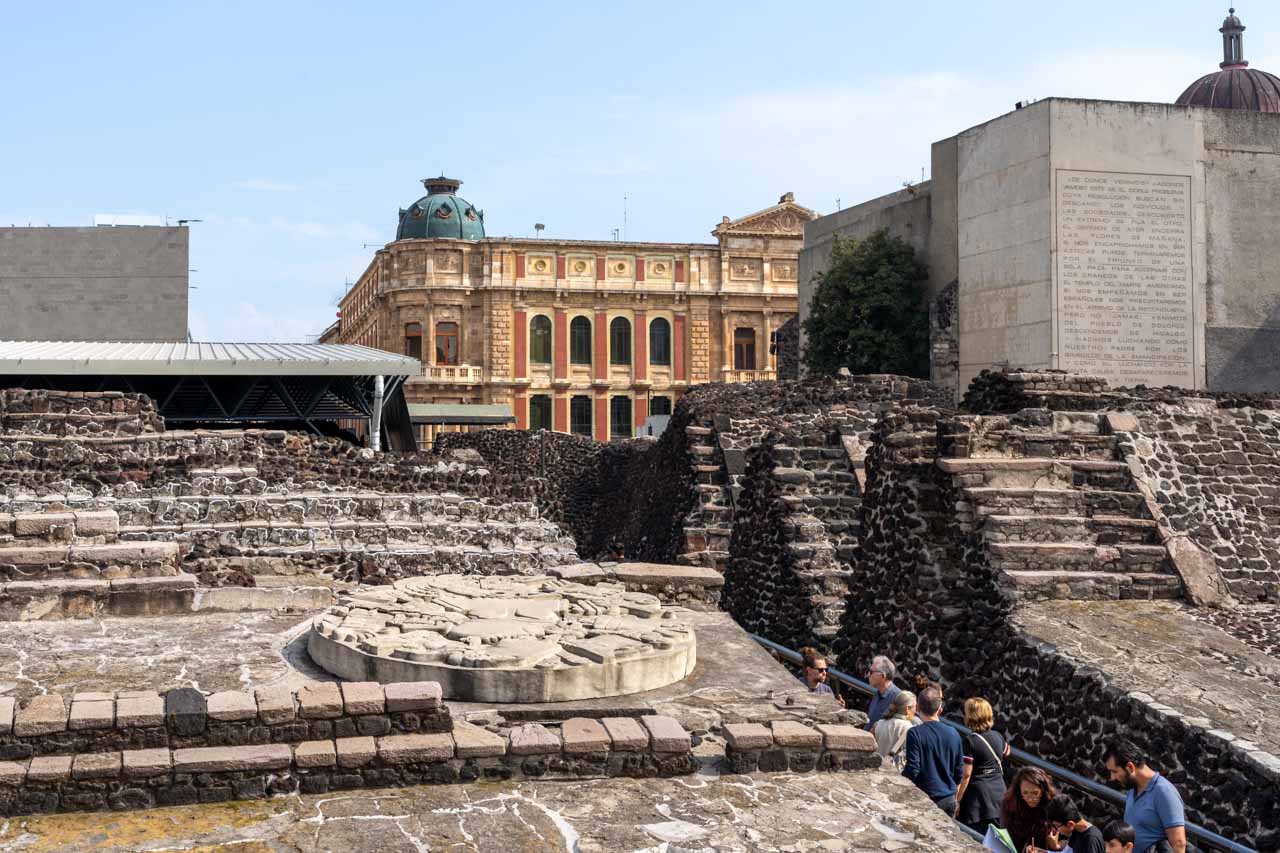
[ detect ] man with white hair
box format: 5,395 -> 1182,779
864,654 -> 900,732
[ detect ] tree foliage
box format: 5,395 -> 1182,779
802,229 -> 930,378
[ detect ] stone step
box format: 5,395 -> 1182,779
965,487 -> 1147,516
1002,570 -> 1182,601
191,544 -> 581,582
0,541 -> 180,582
3,492 -> 540,527
941,458 -> 1130,489
0,510 -> 120,544
0,574 -> 198,620
986,541 -> 1173,574
982,514 -> 1159,545
970,433 -> 1119,461
121,518 -> 572,554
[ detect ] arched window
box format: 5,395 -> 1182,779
570,316 -> 592,365
733,327 -> 756,370
570,395 -> 593,436
529,395 -> 552,432
610,395 -> 633,440
649,396 -> 672,417
435,322 -> 459,365
530,315 -> 552,364
404,323 -> 423,360
649,317 -> 671,366
609,317 -> 631,365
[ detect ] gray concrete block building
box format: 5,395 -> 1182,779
0,226 -> 188,342
800,9 -> 1280,396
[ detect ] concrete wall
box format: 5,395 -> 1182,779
1200,109 -> 1280,391
953,100 -> 1053,391
0,227 -> 188,342
797,185 -> 932,372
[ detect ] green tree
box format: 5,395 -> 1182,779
802,229 -> 929,378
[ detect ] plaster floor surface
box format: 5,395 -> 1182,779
1013,600 -> 1280,756
0,765 -> 973,853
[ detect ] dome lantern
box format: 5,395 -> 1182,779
1221,8 -> 1247,68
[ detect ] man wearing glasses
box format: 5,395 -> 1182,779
800,647 -> 845,707
864,655 -> 900,732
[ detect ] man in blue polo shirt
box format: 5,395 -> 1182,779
1103,739 -> 1187,853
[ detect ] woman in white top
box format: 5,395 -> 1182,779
874,689 -> 917,769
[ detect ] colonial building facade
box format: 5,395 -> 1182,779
324,177 -> 815,442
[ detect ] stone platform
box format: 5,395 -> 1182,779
308,575 -> 697,703
0,764 -> 972,852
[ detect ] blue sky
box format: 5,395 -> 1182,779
4,1 -> 1275,341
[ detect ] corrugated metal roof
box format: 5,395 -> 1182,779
0,341 -> 422,377
408,403 -> 514,424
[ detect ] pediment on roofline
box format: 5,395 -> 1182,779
713,194 -> 819,238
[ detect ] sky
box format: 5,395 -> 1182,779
3,1 -> 1276,342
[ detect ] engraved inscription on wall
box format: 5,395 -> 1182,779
1056,170 -> 1194,387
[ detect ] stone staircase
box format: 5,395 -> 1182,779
677,424 -> 734,570
942,412 -> 1183,601
0,509 -> 195,620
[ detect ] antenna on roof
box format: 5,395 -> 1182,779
534,223 -> 545,238
623,195 -> 628,242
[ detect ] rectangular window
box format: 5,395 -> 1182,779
734,328 -> 756,370
570,395 -> 593,436
435,321 -> 459,365
610,395 -> 632,440
649,396 -> 672,417
404,323 -> 423,360
529,395 -> 552,431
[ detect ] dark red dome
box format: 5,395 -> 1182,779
1176,66 -> 1280,111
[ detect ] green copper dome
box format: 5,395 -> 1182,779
396,176 -> 485,241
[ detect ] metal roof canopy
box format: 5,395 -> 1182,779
408,403 -> 514,425
0,341 -> 422,378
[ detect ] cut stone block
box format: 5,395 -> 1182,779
723,722 -> 773,750
508,723 -> 561,756
297,683 -> 343,719
340,681 -> 385,715
122,748 -> 171,778
72,752 -> 121,780
173,744 -> 293,773
377,733 -> 454,764
14,513 -> 74,537
164,687 -> 207,736
384,681 -> 442,712
770,721 -> 822,748
601,717 -> 648,752
27,755 -> 73,782
295,740 -> 337,768
14,694 -> 68,736
207,691 -> 258,722
68,699 -> 114,730
0,697 -> 14,735
254,686 -> 296,724
562,717 -> 610,755
336,737 -> 377,768
0,761 -> 26,786
72,691 -> 114,702
816,724 -> 876,752
73,510 -> 120,536
641,715 -> 691,753
116,693 -> 164,728
451,720 -> 507,758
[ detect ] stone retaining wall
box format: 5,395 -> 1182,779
0,390 -> 163,437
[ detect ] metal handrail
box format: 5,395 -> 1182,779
749,633 -> 1256,853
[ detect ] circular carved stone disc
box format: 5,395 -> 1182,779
307,574 -> 697,703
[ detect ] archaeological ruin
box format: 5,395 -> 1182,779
0,369 -> 1276,849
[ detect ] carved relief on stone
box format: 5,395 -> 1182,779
398,251 -> 423,272
647,257 -> 673,279
568,256 -> 593,277
607,257 -> 633,278
434,250 -> 462,273
771,261 -> 798,282
434,304 -> 462,321
776,212 -> 800,232
729,258 -> 761,280
528,255 -> 554,276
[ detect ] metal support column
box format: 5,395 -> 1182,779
370,374 -> 385,452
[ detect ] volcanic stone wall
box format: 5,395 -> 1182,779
774,316 -> 800,381
0,390 -> 162,436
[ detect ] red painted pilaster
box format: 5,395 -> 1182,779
515,253 -> 526,279
634,311 -> 648,382
675,259 -> 685,283
553,394 -> 567,433
594,391 -> 608,442
596,255 -> 606,282
635,258 -> 645,282
514,391 -> 527,430
674,313 -> 687,381
593,310 -> 608,381
514,309 -> 528,380
634,394 -> 648,429
553,308 -> 568,380
556,255 -> 566,280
